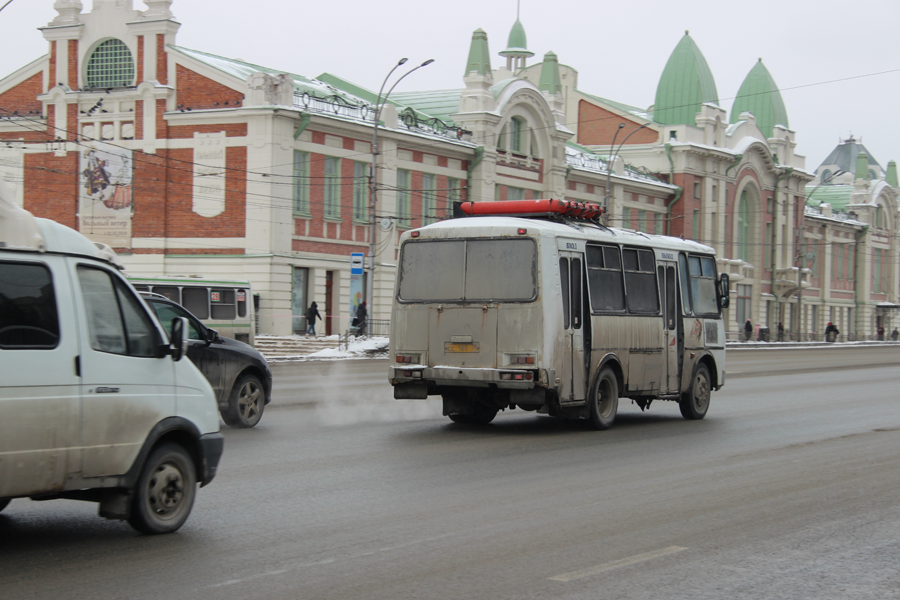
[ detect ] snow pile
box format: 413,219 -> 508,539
305,336 -> 390,360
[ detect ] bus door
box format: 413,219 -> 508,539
658,260 -> 680,393
558,251 -> 586,402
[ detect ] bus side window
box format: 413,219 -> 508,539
666,266 -> 677,330
586,245 -> 625,312
571,258 -> 582,329
183,287 -> 210,320
678,253 -> 692,315
622,248 -> 659,314
211,288 -> 236,320
151,286 -> 180,303
237,290 -> 248,318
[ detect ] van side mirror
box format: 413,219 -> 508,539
717,273 -> 730,309
170,317 -> 189,361
205,327 -> 218,345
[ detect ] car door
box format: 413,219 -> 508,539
148,300 -> 227,403
72,262 -> 176,478
0,256 -> 79,498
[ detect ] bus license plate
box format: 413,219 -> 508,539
445,342 -> 479,353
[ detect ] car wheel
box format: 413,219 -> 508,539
0,498 -> 10,513
223,373 -> 265,428
128,443 -> 196,535
589,367 -> 619,430
680,363 -> 711,420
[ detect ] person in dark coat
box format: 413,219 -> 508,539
744,319 -> 753,342
777,322 -> 784,342
825,322 -> 839,342
892,328 -> 899,342
355,301 -> 368,337
305,301 -> 322,337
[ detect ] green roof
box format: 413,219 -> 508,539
730,59 -> 788,138
805,184 -> 853,210
539,51 -> 561,95
389,89 -> 462,124
465,28 -> 492,76
653,32 -> 719,126
499,20 -> 534,58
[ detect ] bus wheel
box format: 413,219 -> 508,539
448,404 -> 497,425
589,367 -> 618,430
680,363 -> 711,420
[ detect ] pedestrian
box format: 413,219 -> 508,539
877,325 -> 885,341
305,301 -> 322,337
744,319 -> 752,342
892,328 -> 899,342
355,301 -> 368,337
777,322 -> 784,342
825,322 -> 839,343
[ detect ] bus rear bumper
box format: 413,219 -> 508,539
389,366 -> 539,397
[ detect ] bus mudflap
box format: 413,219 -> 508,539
394,382 -> 428,399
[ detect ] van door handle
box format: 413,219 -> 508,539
75,355 -> 81,377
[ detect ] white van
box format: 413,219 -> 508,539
0,180 -> 223,534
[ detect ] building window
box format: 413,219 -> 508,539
655,212 -> 664,235
711,184 -> 717,202
821,169 -> 832,183
85,39 -> 135,88
509,117 -> 524,154
353,162 -> 368,221
324,157 -> 341,218
737,190 -> 750,262
292,151 -> 309,214
873,249 -> 881,293
736,284 -> 752,326
692,209 -> 700,240
765,223 -> 772,270
507,186 -> 525,201
693,181 -> 701,199
396,169 -> 410,226
767,197 -> 773,214
530,130 -> 540,158
638,210 -> 646,232
447,177 -> 460,218
422,174 -> 436,224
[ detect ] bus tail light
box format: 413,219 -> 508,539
402,370 -> 423,379
396,354 -> 420,364
500,371 -> 533,381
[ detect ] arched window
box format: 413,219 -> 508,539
821,169 -> 832,183
737,190 -> 751,262
876,205 -> 885,228
869,170 -> 877,181
86,39 -> 135,88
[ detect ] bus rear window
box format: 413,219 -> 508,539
399,238 -> 536,302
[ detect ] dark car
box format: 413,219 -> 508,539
141,292 -> 272,428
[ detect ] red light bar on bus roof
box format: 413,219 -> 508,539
458,199 -> 603,221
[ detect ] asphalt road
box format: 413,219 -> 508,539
1,345 -> 899,600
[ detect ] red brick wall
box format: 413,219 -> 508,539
135,100 -> 144,139
292,240 -> 368,255
175,65 -> 243,111
168,123 -> 248,139
577,101 -> 657,146
0,72 -> 44,117
136,36 -> 144,84
23,152 -> 79,229
68,40 -> 78,89
157,34 -> 168,85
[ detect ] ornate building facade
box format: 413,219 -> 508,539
1,2 -> 896,338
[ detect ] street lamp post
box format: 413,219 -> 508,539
603,122 -> 651,225
367,58 -> 434,317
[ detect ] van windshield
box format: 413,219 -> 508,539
398,238 -> 536,302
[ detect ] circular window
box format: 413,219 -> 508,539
85,39 -> 135,88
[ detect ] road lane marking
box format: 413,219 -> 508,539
548,545 -> 688,582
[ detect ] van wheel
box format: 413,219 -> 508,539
128,443 -> 196,535
680,363 -> 711,420
223,374 -> 265,428
589,367 -> 619,430
0,498 -> 10,513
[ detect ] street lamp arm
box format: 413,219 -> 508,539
382,59 -> 435,113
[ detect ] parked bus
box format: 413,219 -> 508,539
389,199 -> 730,429
129,276 -> 255,346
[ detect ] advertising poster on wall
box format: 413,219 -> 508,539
78,141 -> 133,247
0,145 -> 24,207
349,252 -> 365,319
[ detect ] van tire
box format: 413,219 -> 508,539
680,363 -> 711,420
589,367 -> 618,430
128,443 -> 197,535
223,373 -> 265,428
0,498 -> 9,513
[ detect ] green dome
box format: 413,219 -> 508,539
539,51 -> 561,95
730,59 -> 789,138
464,28 -> 492,76
499,19 -> 534,58
654,31 -> 719,126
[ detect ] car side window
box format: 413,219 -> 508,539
0,261 -> 61,349
78,266 -> 157,357
150,301 -> 203,340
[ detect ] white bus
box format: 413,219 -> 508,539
388,199 -> 730,428
129,276 -> 255,346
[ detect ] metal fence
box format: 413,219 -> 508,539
726,330 -> 900,343
339,319 -> 391,350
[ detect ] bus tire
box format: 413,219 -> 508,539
222,374 -> 265,428
589,367 -> 618,430
448,404 -> 497,425
680,363 -> 711,420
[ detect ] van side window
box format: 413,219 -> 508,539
0,262 -> 60,349
586,245 -> 625,312
78,267 -> 157,357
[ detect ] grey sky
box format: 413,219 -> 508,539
2,0 -> 899,171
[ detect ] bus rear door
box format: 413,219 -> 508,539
658,259 -> 680,393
